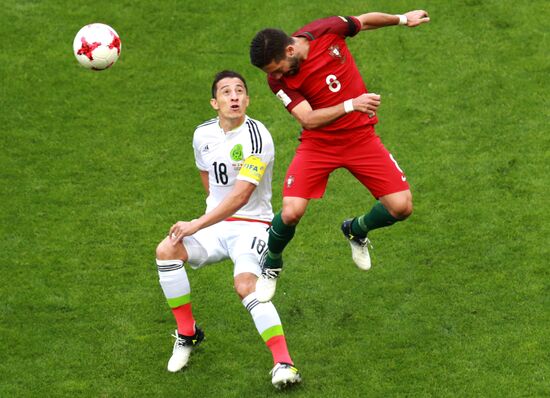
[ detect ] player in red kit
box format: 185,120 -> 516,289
250,10 -> 430,302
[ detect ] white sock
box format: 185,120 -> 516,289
156,259 -> 191,308
242,292 -> 284,342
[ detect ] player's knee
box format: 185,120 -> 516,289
281,207 -> 304,225
156,238 -> 176,260
234,274 -> 256,300
398,203 -> 413,219
392,198 -> 413,220
383,190 -> 413,220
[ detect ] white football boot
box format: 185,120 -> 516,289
256,250 -> 282,302
256,267 -> 281,302
270,363 -> 301,389
341,219 -> 372,270
167,328 -> 204,372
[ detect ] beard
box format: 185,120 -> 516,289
285,56 -> 301,76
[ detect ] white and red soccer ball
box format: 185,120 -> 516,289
73,23 -> 121,70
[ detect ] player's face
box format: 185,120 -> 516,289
263,55 -> 301,80
211,77 -> 249,122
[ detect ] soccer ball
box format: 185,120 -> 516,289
73,23 -> 121,70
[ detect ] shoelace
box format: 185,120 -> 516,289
270,363 -> 298,376
171,332 -> 194,347
359,237 -> 372,249
347,231 -> 372,249
261,268 -> 281,279
171,333 -> 186,347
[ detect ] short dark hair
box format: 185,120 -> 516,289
211,70 -> 248,99
250,28 -> 293,69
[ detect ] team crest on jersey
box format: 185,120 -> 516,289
230,144 -> 244,170
230,144 -> 244,162
328,45 -> 345,63
286,175 -> 295,188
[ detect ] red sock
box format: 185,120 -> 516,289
266,335 -> 293,365
172,303 -> 195,336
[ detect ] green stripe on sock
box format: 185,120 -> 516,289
261,324 -> 284,342
167,293 -> 191,308
268,212 -> 296,254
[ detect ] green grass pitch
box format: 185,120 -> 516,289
1,0 -> 548,396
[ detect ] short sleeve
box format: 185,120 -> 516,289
237,155 -> 268,185
293,16 -> 361,39
192,130 -> 209,171
237,119 -> 274,185
268,76 -> 306,113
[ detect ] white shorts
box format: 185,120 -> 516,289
182,220 -> 269,277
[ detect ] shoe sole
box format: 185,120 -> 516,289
273,375 -> 301,389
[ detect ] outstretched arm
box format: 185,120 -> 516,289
356,10 -> 429,30
169,179 -> 256,244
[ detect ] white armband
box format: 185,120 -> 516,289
343,99 -> 354,113
396,14 -> 408,26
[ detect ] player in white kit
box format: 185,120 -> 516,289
155,70 -> 300,389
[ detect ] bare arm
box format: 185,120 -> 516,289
169,179 -> 256,244
199,170 -> 209,194
288,10 -> 429,129
356,10 -> 430,30
291,93 -> 381,130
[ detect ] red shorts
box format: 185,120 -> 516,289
282,127 -> 410,199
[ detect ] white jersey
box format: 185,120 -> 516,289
193,115 -> 274,222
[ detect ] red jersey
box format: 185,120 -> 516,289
268,16 -> 378,137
